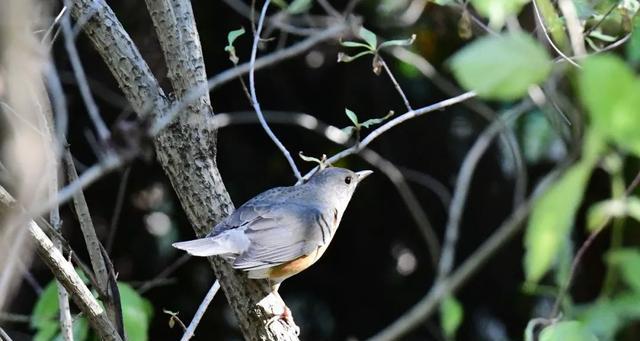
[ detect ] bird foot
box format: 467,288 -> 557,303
265,307 -> 299,336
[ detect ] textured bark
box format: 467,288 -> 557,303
70,0 -> 299,339
0,187 -> 122,341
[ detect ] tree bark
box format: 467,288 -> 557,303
70,0 -> 299,339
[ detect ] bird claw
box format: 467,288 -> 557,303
264,306 -> 299,335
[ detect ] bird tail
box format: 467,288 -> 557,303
172,230 -> 250,257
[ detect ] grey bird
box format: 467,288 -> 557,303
173,167 -> 372,283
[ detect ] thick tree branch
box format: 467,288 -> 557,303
0,187 -> 122,341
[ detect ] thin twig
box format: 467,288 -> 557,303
150,22 -> 347,135
138,254 -> 191,294
531,0 -> 581,68
107,166 -> 131,253
379,57 -> 413,112
60,0 -> 110,141
180,281 -> 221,341
437,101 -> 532,280
550,170 -> 640,317
368,167 -> 563,341
0,327 -> 12,341
249,0 -> 302,180
300,92 -> 477,182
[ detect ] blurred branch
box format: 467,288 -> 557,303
550,170 -> 640,317
0,186 -> 123,341
437,100 -> 533,280
557,0 -> 586,57
106,166 -> 131,253
249,0 -> 302,181
368,165 -> 563,341
0,327 -> 12,341
150,20 -> 349,135
63,148 -> 122,334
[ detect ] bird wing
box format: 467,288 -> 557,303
231,203 -> 334,270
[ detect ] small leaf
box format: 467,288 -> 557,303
340,40 -> 373,49
32,281 -> 60,330
119,283 -> 153,341
524,160 -> 594,283
341,126 -> 355,137
224,27 -> 245,64
580,55 -> 640,157
359,26 -> 378,48
539,321 -> 598,341
337,50 -> 373,63
449,32 -> 552,100
606,249 -> 640,292
440,295 -> 463,338
586,199 -> 624,231
345,108 -> 359,126
378,34 -> 417,50
225,27 -> 245,48
287,0 -> 313,14
360,111 -> 394,128
470,0 -> 529,29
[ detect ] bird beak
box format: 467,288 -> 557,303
355,170 -> 373,182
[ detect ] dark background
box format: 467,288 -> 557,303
5,1 -> 616,340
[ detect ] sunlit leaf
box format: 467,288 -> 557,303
337,51 -> 373,63
287,0 -> 313,14
341,126 -> 355,137
359,26 -> 378,48
469,0 -> 530,29
580,55 -> 640,157
119,283 -> 153,341
340,40 -> 373,49
587,199 -> 627,231
345,108 -> 359,126
524,160 -> 594,283
449,32 -> 552,100
440,295 -> 463,338
224,27 -> 245,64
378,34 -> 417,50
360,111 -> 394,128
606,249 -> 640,292
539,321 -> 598,341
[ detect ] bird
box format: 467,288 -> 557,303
172,167 -> 372,326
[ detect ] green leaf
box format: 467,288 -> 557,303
341,126 -> 356,137
271,0 -> 288,9
360,111 -> 394,129
469,0 -> 530,29
587,199 -> 628,231
287,0 -> 313,14
578,293 -> 640,339
345,108 -> 359,126
32,281 -> 60,330
337,50 -> 374,63
340,40 -> 373,49
119,283 -> 153,341
359,26 -> 378,49
34,320 -> 59,341
539,321 -> 598,341
440,295 -> 463,338
606,248 -> 640,292
225,27 -> 245,49
580,55 -> 640,157
449,32 -> 552,100
524,160 -> 594,283
224,27 -> 245,64
378,34 -> 417,50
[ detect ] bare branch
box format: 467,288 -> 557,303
250,0 -> 302,180
180,280 -> 221,341
379,57 -> 413,112
557,0 -> 586,57
368,167 -> 563,341
437,100 -> 533,281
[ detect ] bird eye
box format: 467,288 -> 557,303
344,176 -> 352,184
